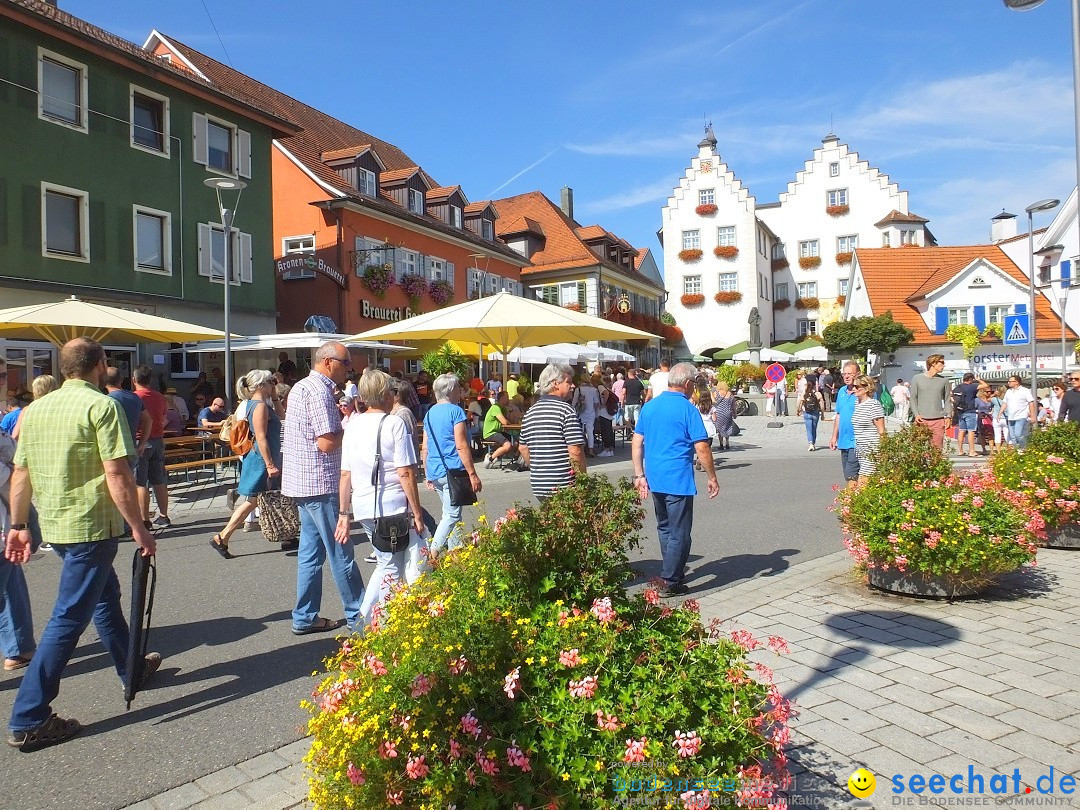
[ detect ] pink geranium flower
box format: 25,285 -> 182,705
380,740 -> 398,759
346,762 -> 365,785
568,675 -> 598,699
623,736 -> 648,763
410,673 -> 432,698
591,597 -> 616,623
503,666 -> 521,700
506,743 -> 532,771
595,710 -> 620,731
673,729 -> 702,758
461,710 -> 482,738
558,648 -> 581,667
405,754 -> 429,779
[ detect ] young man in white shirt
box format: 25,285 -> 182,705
1002,374 -> 1037,450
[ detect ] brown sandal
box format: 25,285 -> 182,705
8,714 -> 82,751
3,655 -> 32,671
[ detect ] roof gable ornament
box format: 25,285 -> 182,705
697,123 -> 717,150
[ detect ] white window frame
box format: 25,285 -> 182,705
717,226 -> 737,247
827,189 -> 848,207
132,205 -> 172,276
900,229 -> 918,246
406,359 -> 422,376
408,189 -> 425,215
799,240 -> 819,258
838,278 -> 849,297
450,205 -> 463,228
129,84 -> 170,157
988,305 -> 1010,324
41,181 -> 90,263
192,112 -> 251,178
481,219 -> 494,240
829,162 -> 840,177
837,235 -> 858,253
948,307 -> 970,326
468,267 -> 483,299
797,282 -> 818,298
882,232 -> 891,247
698,189 -> 715,206
198,222 -> 252,285
426,256 -> 446,282
683,275 -> 702,295
797,319 -> 818,336
718,272 -> 738,292
395,248 -> 420,282
281,234 -> 315,280
682,230 -> 700,250
357,167 -> 377,198
206,118 -> 235,174
775,282 -> 789,301
37,48 -> 88,133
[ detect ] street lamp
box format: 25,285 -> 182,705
203,177 -> 247,408
1025,198 -> 1060,398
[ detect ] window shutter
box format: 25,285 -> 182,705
1014,303 -> 1027,315
237,129 -> 252,178
934,306 -> 948,335
238,231 -> 252,283
192,113 -> 208,165
197,222 -> 212,276
446,261 -> 455,288
1062,259 -> 1072,289
974,305 -> 987,332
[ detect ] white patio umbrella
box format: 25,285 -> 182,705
540,343 -> 605,362
487,345 -> 579,365
732,347 -> 796,362
594,346 -> 636,363
794,345 -> 829,362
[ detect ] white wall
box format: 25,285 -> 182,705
757,136 -> 909,342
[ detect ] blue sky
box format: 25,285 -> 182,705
70,0 -> 1077,270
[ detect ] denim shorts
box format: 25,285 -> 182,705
840,448 -> 860,481
957,411 -> 977,432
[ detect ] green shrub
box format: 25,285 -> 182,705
305,476 -> 790,809
869,424 -> 952,484
1027,420 -> 1080,463
990,447 -> 1080,530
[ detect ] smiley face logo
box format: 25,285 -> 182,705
848,768 -> 876,798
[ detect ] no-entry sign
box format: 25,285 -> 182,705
765,363 -> 787,383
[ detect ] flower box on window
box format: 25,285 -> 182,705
825,204 -> 850,217
398,273 -> 429,309
771,258 -> 789,271
563,302 -> 583,312
429,279 -> 454,306
664,324 -> 684,343
835,252 -> 853,265
695,203 -> 718,216
714,291 -> 743,305
362,263 -> 394,296
680,293 -> 705,307
798,256 -> 821,270
713,246 -> 739,259
836,294 -> 846,305
678,248 -> 703,262
794,296 -> 819,310
773,298 -> 791,311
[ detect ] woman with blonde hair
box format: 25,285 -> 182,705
210,369 -> 282,558
851,374 -> 886,483
709,380 -> 737,450
10,375 -> 58,440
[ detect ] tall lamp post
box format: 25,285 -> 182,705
203,177 -> 246,408
1025,198 -> 1060,398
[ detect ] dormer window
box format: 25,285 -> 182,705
358,168 -> 377,198
969,275 -> 989,288
481,219 -> 493,241
450,205 -> 462,228
408,189 -> 424,215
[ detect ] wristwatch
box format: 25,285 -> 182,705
338,511 -> 352,517
9,523 -> 28,531
632,475 -> 646,482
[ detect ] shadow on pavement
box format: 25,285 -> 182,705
628,548 -> 799,593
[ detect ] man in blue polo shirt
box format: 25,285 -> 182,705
829,360 -> 861,487
632,362 -> 718,595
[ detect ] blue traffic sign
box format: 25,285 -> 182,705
1003,314 -> 1030,346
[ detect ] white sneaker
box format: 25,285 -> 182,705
808,444 -> 815,452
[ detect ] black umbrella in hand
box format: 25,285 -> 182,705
124,551 -> 157,709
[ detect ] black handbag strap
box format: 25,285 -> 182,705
371,413 -> 391,522
430,413 -> 453,475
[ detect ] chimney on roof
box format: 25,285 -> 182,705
560,186 -> 574,220
991,210 -> 1017,244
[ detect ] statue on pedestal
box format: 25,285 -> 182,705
747,307 -> 762,349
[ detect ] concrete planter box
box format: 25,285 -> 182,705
1044,522 -> 1080,550
867,566 -> 1000,599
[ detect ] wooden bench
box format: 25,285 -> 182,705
165,455 -> 241,483
481,437 -> 519,469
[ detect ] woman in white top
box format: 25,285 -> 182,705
571,374 -> 602,457
335,369 -> 426,626
1002,375 -> 1037,449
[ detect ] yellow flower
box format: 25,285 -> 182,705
595,761 -> 605,771
562,772 -> 571,781
525,657 -> 534,665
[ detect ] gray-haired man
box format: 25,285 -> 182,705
519,364 -> 586,502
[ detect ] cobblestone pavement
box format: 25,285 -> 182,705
125,539 -> 1080,809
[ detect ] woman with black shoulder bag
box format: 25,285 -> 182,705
335,369 -> 426,626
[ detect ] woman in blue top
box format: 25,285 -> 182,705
421,373 -> 483,557
210,369 -> 282,559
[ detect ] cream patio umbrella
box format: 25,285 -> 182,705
0,295 -> 231,346
348,293 -> 658,385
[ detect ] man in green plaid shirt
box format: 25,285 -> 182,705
4,338 -> 159,751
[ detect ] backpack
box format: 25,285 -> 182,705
220,400 -> 254,456
802,389 -> 820,414
879,387 -> 895,416
603,388 -> 619,416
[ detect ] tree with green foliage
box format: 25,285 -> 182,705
820,311 -> 914,358
944,324 -> 981,359
421,342 -> 473,382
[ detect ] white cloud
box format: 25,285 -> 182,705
578,177 -> 677,216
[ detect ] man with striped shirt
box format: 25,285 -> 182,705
519,364 -> 586,501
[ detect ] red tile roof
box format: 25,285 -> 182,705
464,201 -> 494,215
380,167 -> 422,185
633,248 -> 651,271
426,185 -> 466,203
320,145 -> 373,162
4,1 -> 295,133
493,191 -> 660,289
153,34 -> 526,264
575,225 -> 607,241
854,245 -> 1075,344
874,209 -> 930,227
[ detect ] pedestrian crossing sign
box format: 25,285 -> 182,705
1003,313 -> 1029,346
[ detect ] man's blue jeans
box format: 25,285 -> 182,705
10,538 -> 127,732
292,494 -> 364,631
652,492 -> 694,588
0,556 -> 34,661
1008,418 -> 1032,449
429,477 -> 462,555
